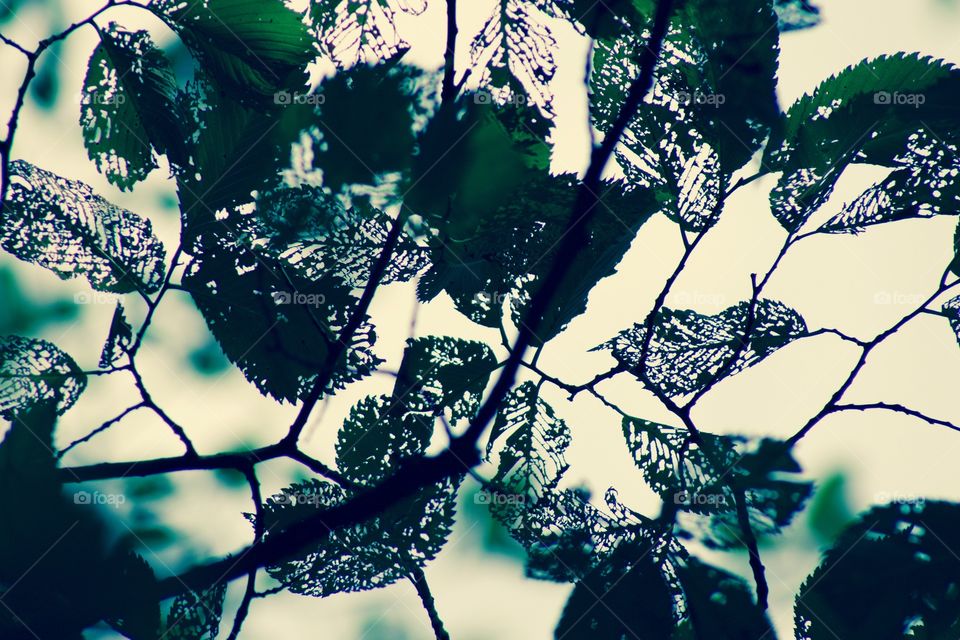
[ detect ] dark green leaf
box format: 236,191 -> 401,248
598,300 -> 807,398
154,0 -> 313,104
555,538 -> 677,639
164,583 -> 226,640
677,557 -> 776,639
99,302 -> 133,368
393,336 -> 497,421
774,0 -> 820,31
796,501 -> 960,639
3,160 -> 167,293
80,22 -> 184,190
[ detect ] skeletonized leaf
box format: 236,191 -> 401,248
765,53 -> 960,232
597,300 -> 807,398
163,583 -> 226,640
2,160 -> 166,293
310,0 -> 426,67
796,501 -> 960,639
392,337 -> 497,421
99,302 -> 133,368
258,476 -> 458,597
0,335 -> 85,418
80,22 -> 183,190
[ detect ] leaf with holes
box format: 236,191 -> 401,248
2,160 -> 166,293
163,584 -> 226,640
0,335 -> 85,418
310,0 -> 426,67
597,300 -> 807,398
80,22 -> 184,190
795,501 -> 960,639
392,337 -> 497,421
99,303 -> 133,369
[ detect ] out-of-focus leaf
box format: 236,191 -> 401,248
2,160 -> 167,293
80,22 -> 184,190
796,501 -> 960,639
774,0 -> 820,31
677,558 -> 776,639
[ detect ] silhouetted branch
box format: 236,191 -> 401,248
409,566 -> 450,640
734,487 -> 769,611
829,402 -> 960,434
226,467 -> 263,640
56,402 -> 146,459
441,0 -> 458,103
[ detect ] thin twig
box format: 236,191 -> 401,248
409,566 -> 450,640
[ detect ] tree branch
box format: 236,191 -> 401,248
409,566 -> 450,640
829,402 -> 960,434
441,0 -> 458,103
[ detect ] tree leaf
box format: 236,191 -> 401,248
392,336 -> 497,422
0,335 -> 86,418
309,0 -> 426,67
2,160 -> 167,293
471,0 -> 562,116
765,53 -> 960,232
773,0 -> 820,32
597,300 -> 807,398
182,224 -> 380,402
677,557 -> 776,639
591,0 -> 780,220
335,394 -> 434,485
80,22 -> 184,190
99,302 -> 133,369
154,0 -> 313,104
163,583 -> 226,640
258,476 -> 458,597
795,501 -> 960,639
555,538 -> 677,639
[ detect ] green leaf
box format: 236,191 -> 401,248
393,336 -> 497,421
163,583 -> 226,640
598,300 -> 807,398
774,0 -> 820,31
0,335 -> 86,418
99,302 -> 133,368
795,501 -> 960,639
258,476 -> 458,596
765,53 -> 960,232
2,160 -> 167,293
80,22 -> 184,190
309,0 -> 426,66
677,558 -> 776,639
555,538 -> 677,639
154,0 -> 313,104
